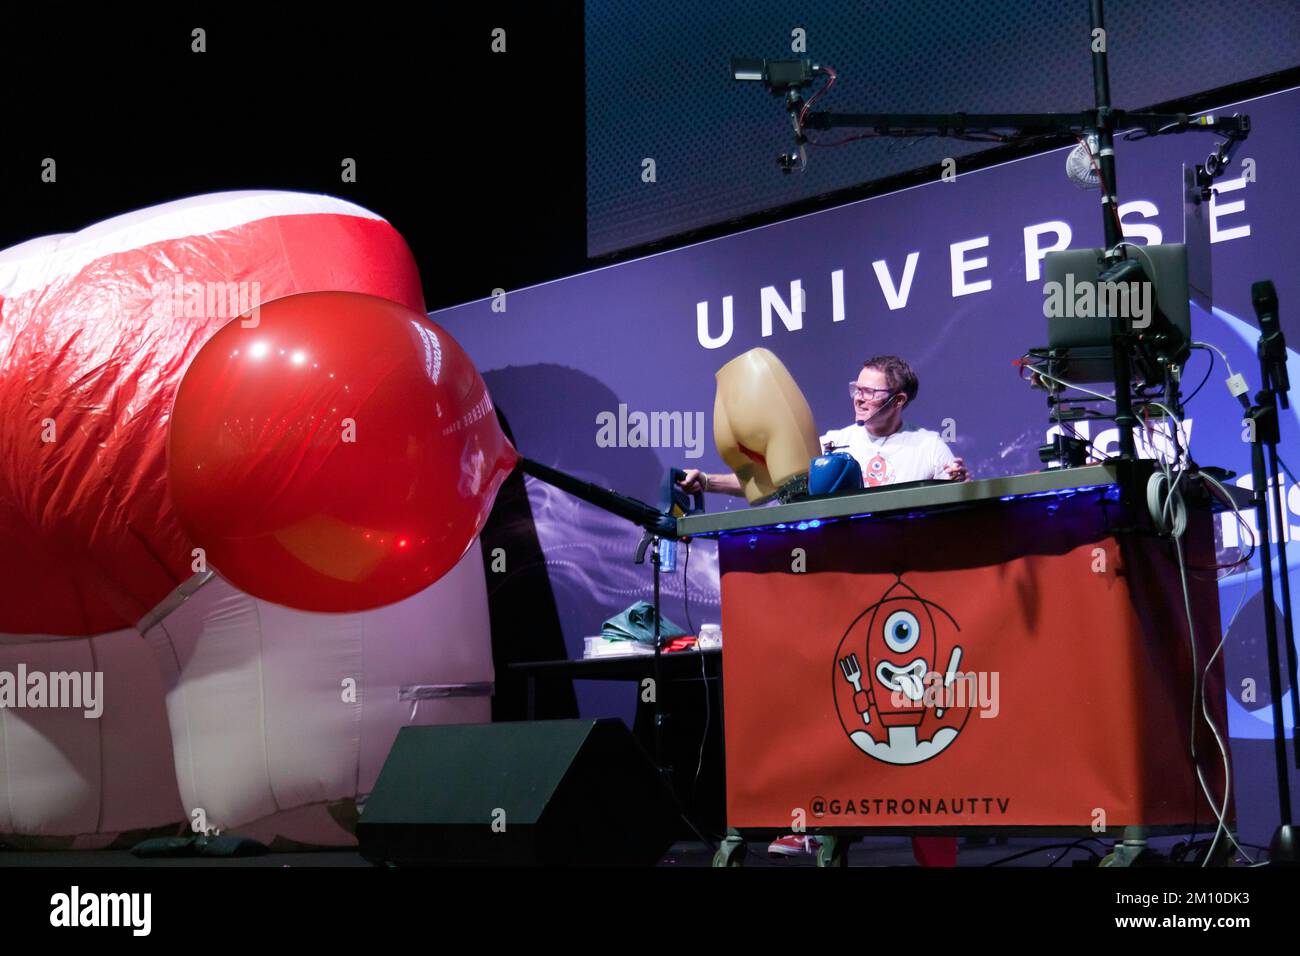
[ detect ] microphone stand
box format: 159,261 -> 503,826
515,457 -> 716,847
1243,286 -> 1299,863
513,458 -> 676,768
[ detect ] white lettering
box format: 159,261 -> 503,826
950,237 -> 992,296
1024,221 -> 1072,282
872,253 -> 920,310
1210,177 -> 1251,243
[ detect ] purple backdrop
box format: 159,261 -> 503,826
436,86 -> 1300,843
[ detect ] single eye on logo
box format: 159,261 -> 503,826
883,609 -> 920,653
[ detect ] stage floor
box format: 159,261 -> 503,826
0,835 -> 1208,867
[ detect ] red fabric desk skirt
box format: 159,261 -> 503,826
716,486 -> 1228,831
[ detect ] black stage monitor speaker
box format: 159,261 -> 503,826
357,718 -> 680,866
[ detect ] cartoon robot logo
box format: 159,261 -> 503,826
832,576 -> 970,765
862,453 -> 890,486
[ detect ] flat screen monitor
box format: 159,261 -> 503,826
1041,243 -> 1191,384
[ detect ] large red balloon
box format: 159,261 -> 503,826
167,291 -> 517,613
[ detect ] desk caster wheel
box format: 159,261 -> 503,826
712,830 -> 747,868
816,834 -> 851,867
1099,846 -> 1158,867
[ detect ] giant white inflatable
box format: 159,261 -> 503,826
0,192 -> 495,847
0,629 -> 183,848
141,548 -> 491,848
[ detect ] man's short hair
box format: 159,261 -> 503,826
862,355 -> 919,403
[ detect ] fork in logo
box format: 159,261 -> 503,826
838,653 -> 874,725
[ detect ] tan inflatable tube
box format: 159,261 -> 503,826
713,348 -> 820,503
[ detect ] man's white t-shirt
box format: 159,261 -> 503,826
818,423 -> 956,487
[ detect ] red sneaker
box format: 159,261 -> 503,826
767,834 -> 822,857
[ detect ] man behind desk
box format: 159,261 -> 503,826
679,355 -> 965,865
681,354 -> 969,495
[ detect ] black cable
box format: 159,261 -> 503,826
1153,397 -> 1214,848
649,538 -> 718,853
1183,345 -> 1215,405
691,632 -> 711,807
678,811 -> 719,852
1039,352 -> 1105,463
1204,473 -> 1258,567
1046,839 -> 1106,867
682,539 -> 694,634
1121,122 -> 1185,142
984,838 -> 1105,867
683,540 -> 712,811
1275,453 -> 1297,485
663,538 -> 719,849
1062,419 -> 1106,464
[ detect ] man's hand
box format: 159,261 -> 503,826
679,469 -> 744,496
678,468 -> 709,494
942,458 -> 970,482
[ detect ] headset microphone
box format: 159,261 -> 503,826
857,392 -> 901,425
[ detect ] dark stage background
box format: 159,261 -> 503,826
585,0 -> 1300,256
2,8 -> 590,313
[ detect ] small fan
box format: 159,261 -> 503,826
1065,133 -> 1101,189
